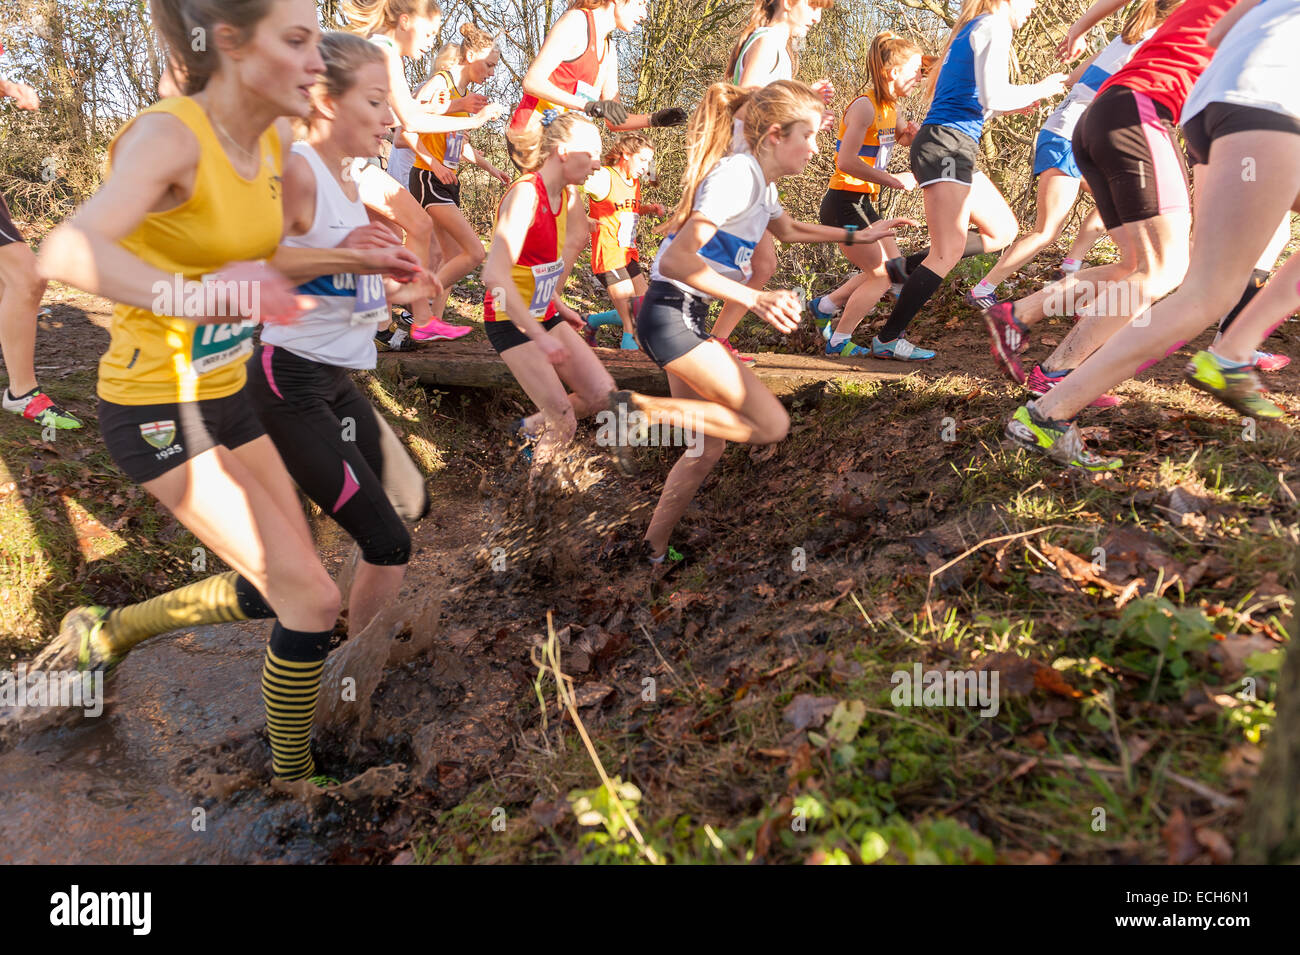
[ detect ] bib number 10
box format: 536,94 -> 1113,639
735,245 -> 754,281
529,260 -> 564,317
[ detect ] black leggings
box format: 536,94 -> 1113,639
247,344 -> 428,566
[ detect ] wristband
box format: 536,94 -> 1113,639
844,225 -> 858,246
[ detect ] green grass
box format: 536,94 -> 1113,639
414,374 -> 1292,864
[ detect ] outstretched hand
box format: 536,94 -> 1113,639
339,221 -> 402,250
860,217 -> 918,244
751,289 -> 802,335
206,261 -> 310,326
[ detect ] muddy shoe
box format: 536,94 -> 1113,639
1184,350 -> 1284,420
1005,403 -> 1122,471
31,606 -> 122,678
607,390 -> 646,476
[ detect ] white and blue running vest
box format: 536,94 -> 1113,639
260,143 -> 388,370
650,151 -> 782,297
1042,33 -> 1150,141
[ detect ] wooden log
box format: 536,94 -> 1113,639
376,339 -> 906,398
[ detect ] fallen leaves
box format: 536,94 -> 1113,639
782,694 -> 837,732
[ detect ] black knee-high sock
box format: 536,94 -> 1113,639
904,250 -> 930,273
261,622 -> 331,781
899,233 -> 988,278
879,266 -> 945,342
1218,269 -> 1271,334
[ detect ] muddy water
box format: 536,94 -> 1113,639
0,454 -> 647,863
0,620 -> 333,864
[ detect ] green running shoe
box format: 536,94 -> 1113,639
1184,350 -> 1283,420
1004,402 -> 1122,471
3,388 -> 83,430
30,606 -> 124,678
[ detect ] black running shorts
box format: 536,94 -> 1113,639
99,388 -> 266,484
484,315 -> 566,354
1071,85 -> 1189,231
595,260 -> 643,287
819,188 -> 882,228
909,124 -> 979,187
636,280 -> 711,368
0,192 -> 23,247
409,167 -> 460,207
1183,102 -> 1300,167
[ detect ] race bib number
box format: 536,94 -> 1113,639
528,259 -> 564,317
574,81 -> 599,105
191,321 -> 256,375
351,272 -> 388,327
735,245 -> 754,281
616,211 -> 639,248
444,131 -> 465,169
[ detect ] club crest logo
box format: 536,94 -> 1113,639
139,420 -> 176,450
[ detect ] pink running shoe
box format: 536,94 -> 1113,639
982,301 -> 1028,384
1025,364 -> 1120,409
714,337 -> 757,366
411,316 -> 472,342
1253,350 -> 1290,373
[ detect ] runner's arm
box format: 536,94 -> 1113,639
835,97 -> 908,189
38,113 -> 208,312
1209,0 -> 1261,47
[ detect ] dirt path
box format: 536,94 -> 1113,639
0,468 -> 496,864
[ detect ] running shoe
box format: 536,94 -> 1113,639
642,540 -> 689,567
509,417 -> 536,464
29,606 -> 123,678
376,310 -> 415,351
1184,350 -> 1284,420
982,301 -> 1029,384
964,289 -> 1000,312
607,390 -> 647,476
411,316 -> 471,342
871,336 -> 935,361
1004,402 -> 1123,471
1024,364 -> 1121,409
886,259 -> 908,298
3,387 -> 82,430
375,327 -> 417,352
808,295 -> 840,336
826,339 -> 871,358
1253,350 -> 1290,373
715,337 -> 757,365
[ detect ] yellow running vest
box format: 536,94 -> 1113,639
98,96 -> 284,405
828,91 -> 896,196
415,71 -> 470,171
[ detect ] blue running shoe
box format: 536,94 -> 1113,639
871,336 -> 935,361
826,339 -> 871,357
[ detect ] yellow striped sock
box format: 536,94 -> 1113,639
261,647 -> 324,780
102,571 -> 267,656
